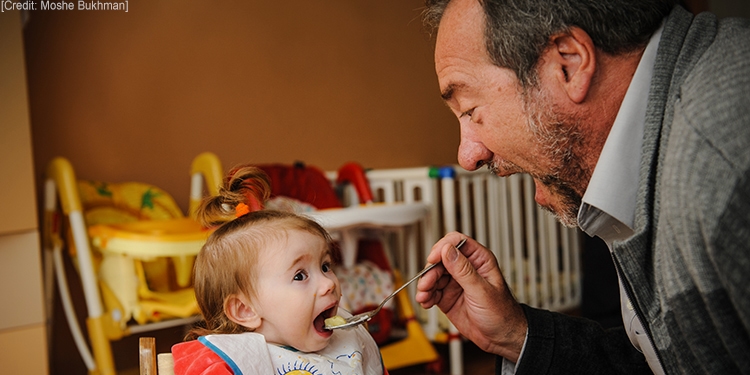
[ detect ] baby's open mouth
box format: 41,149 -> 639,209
314,305 -> 337,333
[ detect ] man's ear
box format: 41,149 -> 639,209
543,26 -> 596,103
225,294 -> 261,329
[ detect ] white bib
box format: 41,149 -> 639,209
199,324 -> 383,375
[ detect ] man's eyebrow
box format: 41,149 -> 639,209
441,82 -> 465,101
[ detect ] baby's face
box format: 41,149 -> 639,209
251,229 -> 341,352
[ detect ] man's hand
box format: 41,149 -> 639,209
415,232 -> 528,362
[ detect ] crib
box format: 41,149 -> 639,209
331,165 -> 582,375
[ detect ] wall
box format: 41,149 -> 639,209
0,9 -> 48,375
24,0 -> 458,214
21,1 -> 750,373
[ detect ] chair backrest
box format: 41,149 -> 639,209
77,180 -> 184,225
257,162 -> 343,209
189,151 -> 224,218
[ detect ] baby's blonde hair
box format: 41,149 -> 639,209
187,166 -> 335,339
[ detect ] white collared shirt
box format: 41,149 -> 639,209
577,23 -> 665,375
578,22 -> 663,240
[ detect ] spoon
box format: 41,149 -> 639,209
325,238 -> 467,330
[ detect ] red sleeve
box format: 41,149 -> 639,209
171,340 -> 233,375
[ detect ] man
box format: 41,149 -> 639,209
416,0 -> 750,374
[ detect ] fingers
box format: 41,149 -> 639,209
415,267 -> 451,308
415,288 -> 441,308
439,238 -> 486,294
417,233 -> 504,306
419,232 -> 464,287
425,232 -> 466,264
417,232 -> 475,308
418,233 -> 464,296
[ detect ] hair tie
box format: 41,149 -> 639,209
235,202 -> 251,218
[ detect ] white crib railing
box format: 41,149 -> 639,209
330,165 -> 583,375
331,166 -> 440,277
442,168 -> 582,312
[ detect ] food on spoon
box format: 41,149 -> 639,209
325,315 -> 347,328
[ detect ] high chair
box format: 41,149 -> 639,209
44,152 -> 223,375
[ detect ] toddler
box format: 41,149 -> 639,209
170,165 -> 386,374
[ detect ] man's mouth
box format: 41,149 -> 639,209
487,159 -> 524,178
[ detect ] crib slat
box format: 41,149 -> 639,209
547,214 -> 561,310
459,176 -> 471,236
522,174 -> 539,307
472,176 -> 487,246
561,226 -> 572,308
496,177 -> 512,289
509,174 -> 525,303
536,205 -> 550,309
570,227 -> 582,306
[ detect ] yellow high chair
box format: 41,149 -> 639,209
43,152 -> 223,375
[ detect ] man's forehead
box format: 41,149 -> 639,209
436,0 -> 484,50
435,0 -> 489,74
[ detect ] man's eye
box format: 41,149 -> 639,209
460,108 -> 475,119
322,262 -> 331,273
293,271 -> 308,281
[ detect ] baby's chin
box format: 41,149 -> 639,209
279,334 -> 332,353
263,314 -> 337,352
298,339 -> 330,353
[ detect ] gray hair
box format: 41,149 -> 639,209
423,0 -> 676,87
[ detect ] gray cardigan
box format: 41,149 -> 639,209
508,6 -> 750,375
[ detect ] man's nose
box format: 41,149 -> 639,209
457,126 -> 492,171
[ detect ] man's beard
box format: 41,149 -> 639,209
488,87 -> 590,228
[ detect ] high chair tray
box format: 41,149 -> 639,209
306,202 -> 430,229
89,217 -> 212,258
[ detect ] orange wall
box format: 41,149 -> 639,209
24,0 -> 458,213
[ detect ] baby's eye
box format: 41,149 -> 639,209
293,270 -> 308,281
321,262 -> 332,273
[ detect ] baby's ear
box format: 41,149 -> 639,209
225,294 -> 261,329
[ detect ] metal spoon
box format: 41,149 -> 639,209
325,238 -> 467,330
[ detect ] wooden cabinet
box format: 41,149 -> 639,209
0,9 -> 50,375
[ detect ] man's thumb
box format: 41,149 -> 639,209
444,244 -> 478,286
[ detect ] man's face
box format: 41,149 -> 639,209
435,0 -> 590,227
